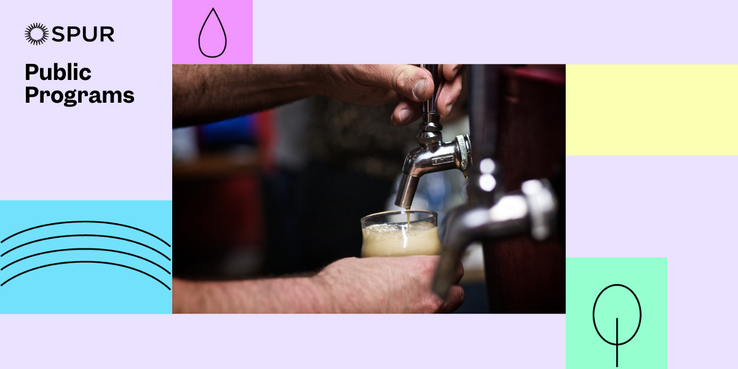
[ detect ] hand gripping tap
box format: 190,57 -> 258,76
394,64 -> 472,209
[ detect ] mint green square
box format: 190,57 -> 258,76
567,258 -> 667,368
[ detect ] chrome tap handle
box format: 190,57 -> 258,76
420,64 -> 443,130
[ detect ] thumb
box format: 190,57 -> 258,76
372,65 -> 434,102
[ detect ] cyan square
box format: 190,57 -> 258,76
0,201 -> 172,313
567,257 -> 667,368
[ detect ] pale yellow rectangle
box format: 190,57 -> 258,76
567,65 -> 738,155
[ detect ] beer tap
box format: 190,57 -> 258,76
394,64 -> 472,209
432,174 -> 558,298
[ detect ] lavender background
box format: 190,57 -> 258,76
3,0 -> 737,367
0,315 -> 564,367
253,0 -> 738,64
1,1 -> 171,201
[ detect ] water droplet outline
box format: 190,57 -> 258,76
198,8 -> 227,58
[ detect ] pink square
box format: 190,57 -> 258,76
173,0 -> 252,64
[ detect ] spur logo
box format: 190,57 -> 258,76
25,23 -> 48,45
25,23 -> 115,45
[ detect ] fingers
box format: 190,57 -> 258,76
434,262 -> 464,312
442,64 -> 462,81
455,261 -> 465,284
437,285 -> 465,313
428,258 -> 464,313
389,64 -> 463,125
357,64 -> 461,124
437,64 -> 463,118
364,64 -> 434,103
391,98 -> 422,126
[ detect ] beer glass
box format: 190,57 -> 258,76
360,210 -> 441,257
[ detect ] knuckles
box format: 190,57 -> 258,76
422,295 -> 444,313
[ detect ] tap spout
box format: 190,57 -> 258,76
395,174 -> 420,210
432,179 -> 556,298
393,134 -> 471,209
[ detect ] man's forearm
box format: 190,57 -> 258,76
172,64 -> 321,127
173,257 -> 465,314
172,277 -> 336,313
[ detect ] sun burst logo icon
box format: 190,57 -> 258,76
25,23 -> 49,45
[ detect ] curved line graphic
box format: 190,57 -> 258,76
1,234 -> 171,261
1,261 -> 171,290
198,7 -> 227,58
1,220 -> 171,247
1,248 -> 171,274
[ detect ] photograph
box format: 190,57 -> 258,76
171,64 -> 565,313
